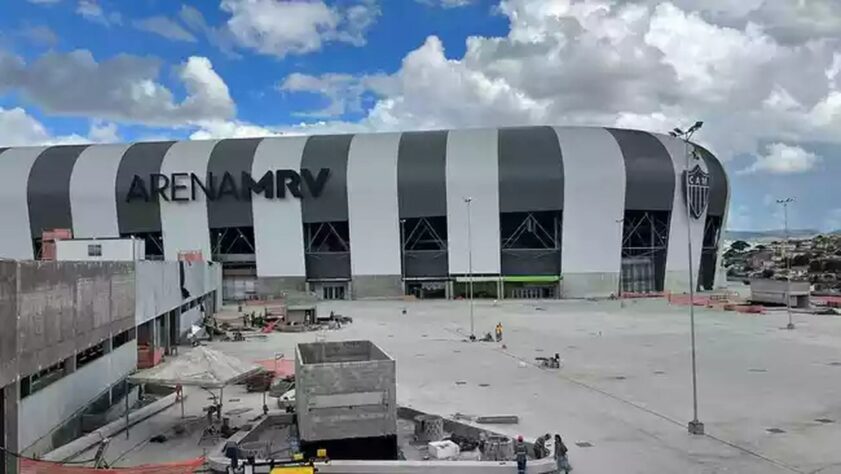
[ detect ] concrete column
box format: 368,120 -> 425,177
102,337 -> 113,355
163,312 -> 171,355
149,319 -> 159,351
2,382 -> 19,474
496,279 -> 503,299
63,354 -> 77,376
446,280 -> 454,300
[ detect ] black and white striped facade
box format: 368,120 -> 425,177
0,126 -> 728,299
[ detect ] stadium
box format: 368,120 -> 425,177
0,125 -> 728,300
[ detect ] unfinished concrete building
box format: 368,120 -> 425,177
0,260 -> 221,474
295,340 -> 397,459
750,279 -> 811,308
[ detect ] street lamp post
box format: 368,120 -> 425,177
465,197 -> 475,340
400,219 -> 407,296
777,198 -> 795,330
670,121 -> 705,435
616,218 -> 624,308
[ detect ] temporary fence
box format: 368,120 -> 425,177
20,457 -> 205,474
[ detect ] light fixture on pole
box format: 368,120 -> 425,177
671,120 -> 705,436
776,197 -> 795,330
464,197 -> 476,341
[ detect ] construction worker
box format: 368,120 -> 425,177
555,434 -> 572,473
515,435 -> 527,474
495,322 -> 504,342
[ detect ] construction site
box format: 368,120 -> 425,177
3,288 -> 841,474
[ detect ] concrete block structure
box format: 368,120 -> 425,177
0,259 -> 221,472
750,279 -> 810,308
295,340 -> 397,459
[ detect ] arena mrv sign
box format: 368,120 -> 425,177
126,169 -> 330,202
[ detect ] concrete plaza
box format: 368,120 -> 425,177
95,297 -> 841,473
233,298 -> 841,473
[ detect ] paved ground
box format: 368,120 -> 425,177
100,297 -> 841,473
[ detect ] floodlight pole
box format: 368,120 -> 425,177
777,198 -> 795,329
672,122 -> 704,435
464,197 -> 476,340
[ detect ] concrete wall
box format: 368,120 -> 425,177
19,340 -> 137,454
351,275 -> 403,299
16,261 -> 135,378
0,261 -> 18,389
296,341 -> 397,442
750,279 -> 810,306
135,261 -> 221,325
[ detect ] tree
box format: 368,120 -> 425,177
730,240 -> 750,252
761,269 -> 775,279
791,254 -> 811,267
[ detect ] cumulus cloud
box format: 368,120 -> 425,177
178,5 -> 242,58
278,72 -> 393,117
0,107 -> 120,146
0,50 -> 235,126
276,0 -> 841,164
220,0 -> 380,58
133,16 -> 197,43
739,143 -> 822,175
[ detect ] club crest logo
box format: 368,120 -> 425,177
683,164 -> 710,220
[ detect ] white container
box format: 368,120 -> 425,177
428,440 -> 460,460
55,238 -> 145,261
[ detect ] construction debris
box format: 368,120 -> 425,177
475,415 -> 519,424
536,353 -> 562,369
245,371 -> 274,392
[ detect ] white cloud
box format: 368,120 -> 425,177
76,0 -> 122,27
87,120 -> 120,142
27,0 -> 61,4
0,107 -> 120,146
739,143 -> 822,175
133,16 -> 197,43
278,72 -> 393,117
276,0 -> 841,164
178,5 -> 241,58
0,50 -> 235,126
220,0 -> 380,58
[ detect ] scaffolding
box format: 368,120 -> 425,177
621,211 -> 671,293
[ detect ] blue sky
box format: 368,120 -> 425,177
1,0 -> 840,231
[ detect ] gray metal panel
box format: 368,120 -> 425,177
696,145 -> 727,217
397,131 -> 448,218
206,138 -> 263,229
404,250 -> 448,278
501,249 -> 561,276
305,252 -> 351,279
498,126 -> 564,213
301,135 -> 352,223
116,142 -> 175,234
27,145 -> 90,238
607,129 -> 674,211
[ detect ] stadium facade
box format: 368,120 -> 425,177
0,126 -> 728,300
